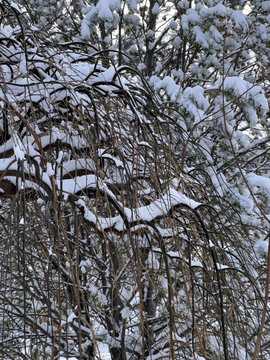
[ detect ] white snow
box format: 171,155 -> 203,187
211,77 -> 268,115
61,174 -> 98,197
194,26 -> 209,49
199,3 -> 227,18
216,263 -> 229,270
261,1 -> 270,11
127,187 -> 202,222
254,238 -> 269,255
151,3 -> 159,15
230,10 -> 248,31
149,75 -> 181,101
12,132 -> 25,161
186,8 -> 200,24
98,5 -> 113,21
246,173 -> 270,193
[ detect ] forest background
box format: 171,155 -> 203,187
0,0 -> 269,359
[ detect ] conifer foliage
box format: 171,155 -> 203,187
0,1 -> 269,359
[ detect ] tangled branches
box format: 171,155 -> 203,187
0,2 -> 269,360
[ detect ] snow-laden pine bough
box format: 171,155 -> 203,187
0,2 -> 269,360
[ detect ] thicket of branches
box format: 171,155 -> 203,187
0,1 -> 269,359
